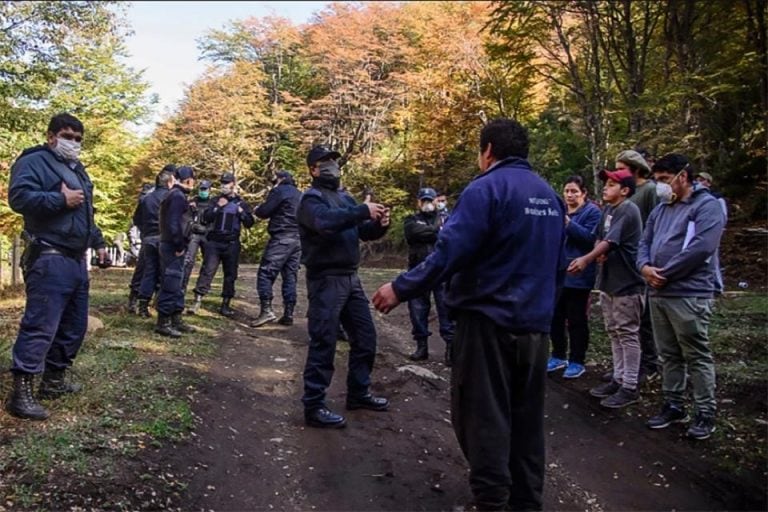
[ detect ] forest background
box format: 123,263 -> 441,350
0,0 -> 765,260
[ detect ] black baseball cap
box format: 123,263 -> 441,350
306,145 -> 341,167
221,172 -> 236,184
199,179 -> 212,190
175,166 -> 195,181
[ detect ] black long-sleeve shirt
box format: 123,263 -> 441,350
159,184 -> 192,252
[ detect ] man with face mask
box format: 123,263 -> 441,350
403,187 -> 455,364
156,166 -> 197,337
182,179 -> 213,304
251,170 -> 302,327
191,172 -> 255,317
6,113 -> 108,420
638,153 -> 725,441
435,192 -> 450,228
298,145 -> 391,429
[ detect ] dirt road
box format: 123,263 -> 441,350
154,267 -> 760,511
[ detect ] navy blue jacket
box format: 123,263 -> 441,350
132,186 -> 170,238
298,178 -> 388,278
393,157 -> 566,333
563,201 -> 602,289
254,179 -> 301,238
9,145 -> 105,253
159,185 -> 192,252
203,195 -> 255,242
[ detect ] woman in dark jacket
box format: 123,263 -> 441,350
548,175 -> 602,378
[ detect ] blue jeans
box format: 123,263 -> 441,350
302,274 -> 377,410
156,242 -> 185,316
407,282 -> 454,345
12,253 -> 89,374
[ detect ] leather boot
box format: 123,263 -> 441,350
277,302 -> 295,326
172,312 -> 194,333
409,338 -> 429,361
128,291 -> 138,315
219,297 -> 235,318
251,300 -> 276,327
187,293 -> 203,315
138,299 -> 152,318
6,372 -> 49,420
39,368 -> 83,399
155,314 -> 182,338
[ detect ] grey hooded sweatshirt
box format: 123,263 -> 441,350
637,186 -> 725,298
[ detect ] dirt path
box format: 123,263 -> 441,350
156,266 -> 757,511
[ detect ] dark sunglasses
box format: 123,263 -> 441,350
58,132 -> 83,143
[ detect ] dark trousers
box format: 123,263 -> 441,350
156,242 -> 185,316
129,243 -> 146,294
12,254 -> 89,374
302,274 -> 377,410
256,236 -> 301,304
193,239 -> 240,298
138,236 -> 161,300
182,234 -> 207,293
550,287 -> 591,365
452,311 -> 547,511
407,281 -> 454,345
639,288 -> 659,374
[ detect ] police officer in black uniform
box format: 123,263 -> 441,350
155,166 -> 196,337
6,113 -> 108,420
298,145 -> 391,429
128,182 -> 155,313
403,187 -> 455,364
252,170 -> 302,327
182,179 -> 213,304
133,168 -> 174,318
191,172 -> 255,317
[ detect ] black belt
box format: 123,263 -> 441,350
40,247 -> 83,260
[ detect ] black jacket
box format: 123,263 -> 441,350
132,186 -> 170,238
297,178 -> 388,278
404,210 -> 440,269
203,195 -> 255,242
189,196 -> 214,235
9,145 -> 105,253
254,180 -> 301,238
159,184 -> 192,252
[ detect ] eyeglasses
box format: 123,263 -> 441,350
58,133 -> 83,143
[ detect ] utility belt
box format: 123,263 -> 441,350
21,242 -> 84,276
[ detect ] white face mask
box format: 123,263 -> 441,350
220,183 -> 235,196
421,202 -> 435,213
656,182 -> 676,203
54,137 -> 81,161
436,201 -> 447,211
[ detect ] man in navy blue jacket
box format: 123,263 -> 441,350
251,169 -> 302,327
298,145 -> 390,429
156,166 -> 197,337
373,119 -> 565,511
7,113 -> 108,420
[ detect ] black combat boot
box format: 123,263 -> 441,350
409,338 -> 429,361
251,300 -> 276,327
6,372 -> 49,420
137,299 -> 152,318
219,297 -> 235,318
128,291 -> 139,315
39,368 -> 83,399
277,302 -> 295,326
187,293 -> 203,315
155,315 -> 182,338
171,312 -> 195,333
